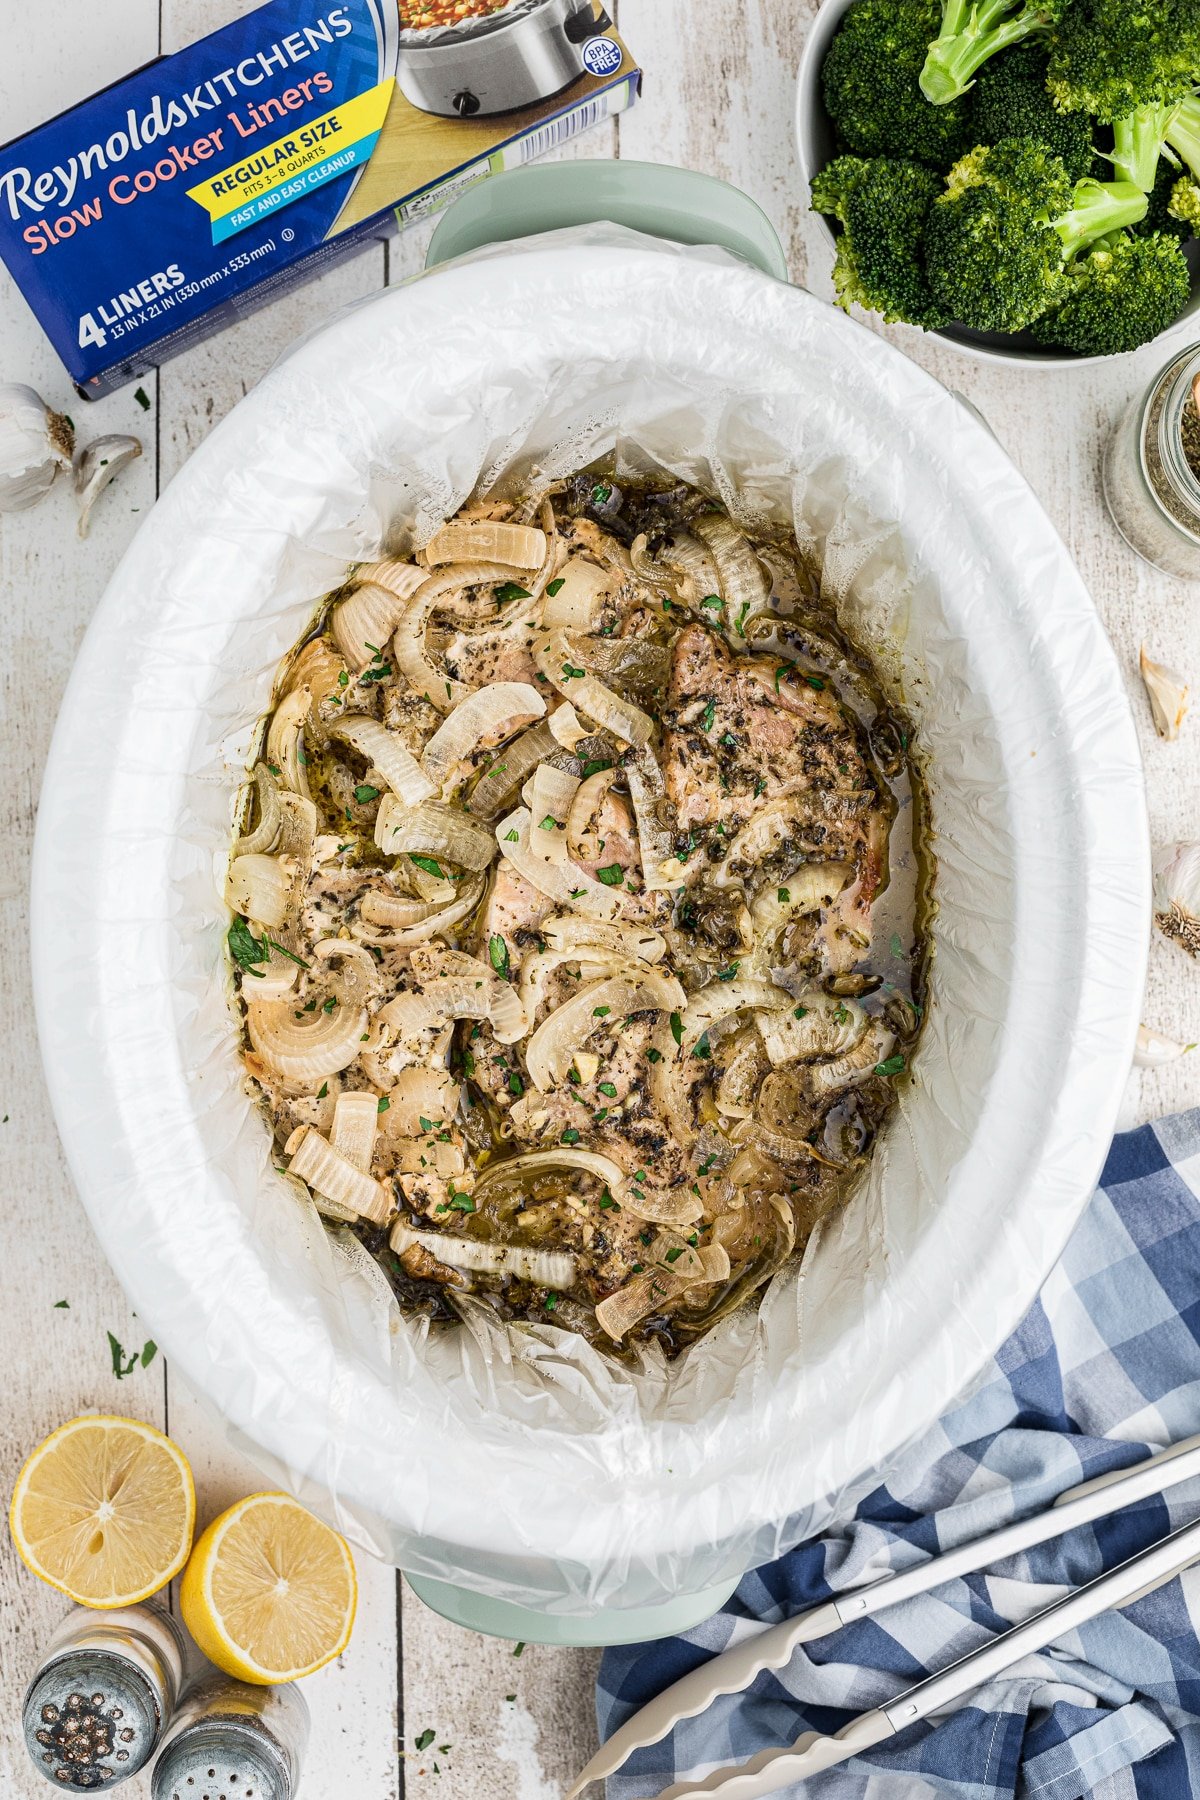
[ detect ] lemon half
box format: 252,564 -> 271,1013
180,1491 -> 357,1684
9,1414 -> 195,1607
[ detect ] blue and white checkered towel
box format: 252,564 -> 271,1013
597,1111 -> 1200,1799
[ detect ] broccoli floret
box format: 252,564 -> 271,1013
822,0 -> 972,164
1133,162 -> 1191,242
920,0 -> 1069,107
1110,99 -> 1179,190
969,45 -> 1094,180
923,137 -> 1149,330
1029,230 -> 1190,353
1169,175 -> 1200,233
811,155 -> 950,328
1047,0 -> 1200,122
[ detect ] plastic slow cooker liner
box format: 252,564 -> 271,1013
32,228 -> 1149,1614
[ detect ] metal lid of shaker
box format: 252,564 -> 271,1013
150,1720 -> 294,1800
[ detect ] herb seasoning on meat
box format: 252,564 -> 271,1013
228,475 -> 931,1355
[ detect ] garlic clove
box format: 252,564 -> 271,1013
73,434 -> 142,538
1154,841 -> 1200,958
0,382 -> 74,514
1134,1023 -> 1193,1067
1140,643 -> 1189,740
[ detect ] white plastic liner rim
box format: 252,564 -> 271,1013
30,229 -> 1149,1611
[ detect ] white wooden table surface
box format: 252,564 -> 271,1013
4,3 -> 1200,1795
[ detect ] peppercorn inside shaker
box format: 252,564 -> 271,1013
1104,342 -> 1200,581
151,1673 -> 309,1800
22,1603 -> 186,1789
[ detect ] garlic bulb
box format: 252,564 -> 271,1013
0,382 -> 74,513
73,434 -> 142,538
1140,643 -> 1189,740
1135,1023 -> 1192,1067
1154,842 -> 1200,958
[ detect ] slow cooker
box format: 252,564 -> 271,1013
31,165 -> 1150,1646
397,0 -> 614,118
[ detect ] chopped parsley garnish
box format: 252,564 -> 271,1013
701,594 -> 722,611
508,1072 -> 524,1097
360,662 -> 392,685
698,1154 -> 717,1176
354,784 -> 380,804
264,935 -> 310,970
592,483 -> 613,505
598,1081 -> 617,1098
692,1032 -> 712,1060
504,828 -> 519,842
495,582 -> 532,603
596,863 -> 625,886
716,963 -> 739,982
734,601 -> 750,636
581,757 -> 613,778
599,1190 -> 618,1210
876,1053 -> 907,1077
778,887 -> 790,904
338,669 -> 349,687
322,997 -> 337,1015
490,937 -> 508,975
664,1247 -> 684,1263
561,1128 -> 581,1145
462,1048 -> 476,1078
833,1003 -> 852,1025
539,815 -> 557,831
793,1004 -> 808,1019
419,1116 -> 434,1133
414,1731 -> 435,1753
133,385 -> 151,411
805,673 -> 826,691
54,1299 -> 69,1309
774,665 -> 789,692
447,1192 -> 476,1212
546,577 -> 566,596
890,932 -> 904,958
561,661 -> 586,680
592,1004 -> 611,1018
647,1047 -> 662,1063
377,1096 -> 390,1113
409,853 -> 445,878
670,1012 -> 683,1047
545,1291 -> 558,1311
700,699 -> 716,733
719,731 -> 738,749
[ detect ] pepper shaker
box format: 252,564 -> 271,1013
22,1602 -> 186,1789
151,1671 -> 310,1800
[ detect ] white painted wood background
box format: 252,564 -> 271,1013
3,2 -> 1200,1795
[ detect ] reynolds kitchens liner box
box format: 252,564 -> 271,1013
0,1 -> 640,396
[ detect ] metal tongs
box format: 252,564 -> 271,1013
569,1432 -> 1200,1800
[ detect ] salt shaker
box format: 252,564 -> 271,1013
1103,342 -> 1200,581
22,1602 -> 186,1789
151,1672 -> 310,1800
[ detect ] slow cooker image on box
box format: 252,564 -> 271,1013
32,164 -> 1150,1646
396,0 -> 614,118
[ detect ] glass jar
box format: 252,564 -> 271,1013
150,1673 -> 310,1800
1104,343 -> 1200,581
22,1603 -> 186,1789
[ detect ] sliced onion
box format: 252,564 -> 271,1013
566,767 -> 617,862
757,994 -> 866,1067
716,1032 -> 769,1119
693,513 -> 770,629
748,863 -> 852,964
548,702 -> 590,750
311,937 -> 382,1006
284,637 -> 348,712
276,792 -> 318,864
494,807 -> 623,921
236,764 -> 283,856
540,556 -> 610,629
330,716 -> 436,806
529,761 -> 581,865
245,996 -> 369,1084
473,1146 -> 626,1200
467,722 -> 556,822
241,941 -> 302,1002
421,682 -> 546,792
354,872 -> 485,947
266,685 -> 312,798
226,853 -> 297,930
533,629 -> 654,746
525,969 -> 685,1091
595,1242 -> 728,1342
330,1089 -> 379,1172
334,577 -> 418,672
712,798 -> 812,889
286,1123 -> 389,1224
389,1219 -> 576,1289
517,945 -> 632,1024
541,916 -> 666,963
375,952 -> 526,1045
425,521 -> 546,569
657,532 -> 720,608
394,562 -> 523,712
678,977 -> 792,1049
375,796 -> 497,871
624,745 -> 676,891
807,1021 -> 895,1099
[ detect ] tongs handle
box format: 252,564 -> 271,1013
654,1511 -> 1200,1800
569,1433 -> 1200,1798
